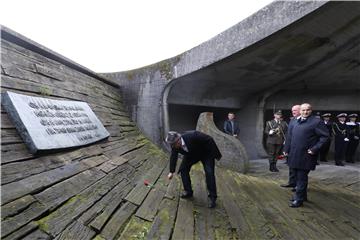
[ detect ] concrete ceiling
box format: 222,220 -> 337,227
167,1 -> 360,109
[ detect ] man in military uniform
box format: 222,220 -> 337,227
332,113 -> 349,166
345,113 -> 360,163
319,113 -> 333,162
265,110 -> 288,172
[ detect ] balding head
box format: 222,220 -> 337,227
291,105 -> 301,117
300,103 -> 312,118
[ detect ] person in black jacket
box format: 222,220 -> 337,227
223,112 -> 239,137
284,103 -> 329,208
166,130 -> 222,208
332,113 -> 349,166
345,113 -> 360,163
319,113 -> 333,162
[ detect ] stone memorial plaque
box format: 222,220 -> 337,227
2,91 -> 110,153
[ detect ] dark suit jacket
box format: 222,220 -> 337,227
223,120 -> 239,135
287,115 -> 329,170
169,131 -> 222,173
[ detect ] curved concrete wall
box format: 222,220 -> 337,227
103,1 -> 360,160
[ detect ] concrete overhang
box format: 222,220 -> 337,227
167,1 -> 360,110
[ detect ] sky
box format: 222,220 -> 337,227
1,0 -> 273,72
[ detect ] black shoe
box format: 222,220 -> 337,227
335,163 -> 345,166
320,159 -> 328,162
291,188 -> 296,192
290,197 -> 307,202
273,166 -> 279,172
289,200 -> 303,208
208,198 -> 216,208
180,192 -> 193,199
280,184 -> 296,188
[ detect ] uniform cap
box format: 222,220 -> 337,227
336,113 -> 347,118
321,113 -> 331,117
348,113 -> 358,118
274,110 -> 282,115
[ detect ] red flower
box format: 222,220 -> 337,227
277,155 -> 286,160
144,179 -> 150,186
144,179 -> 154,188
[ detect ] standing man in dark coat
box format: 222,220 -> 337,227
332,113 -> 349,166
264,110 -> 288,172
345,114 -> 360,163
281,104 -> 300,190
166,130 -> 222,208
223,112 -> 239,137
284,103 -> 329,208
319,113 -> 333,162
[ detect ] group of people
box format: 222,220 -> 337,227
265,105 -> 359,170
163,105 -> 359,209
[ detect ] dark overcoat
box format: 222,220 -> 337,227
287,115 -> 329,170
169,130 -> 222,173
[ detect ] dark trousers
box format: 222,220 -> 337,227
335,137 -> 347,164
319,139 -> 331,161
346,140 -> 359,163
266,143 -> 282,164
293,168 -> 310,202
180,158 -> 217,200
288,168 -> 296,186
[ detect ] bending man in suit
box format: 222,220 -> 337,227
284,103 -> 329,208
166,130 -> 222,208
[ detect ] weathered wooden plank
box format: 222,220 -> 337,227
79,177 -> 131,227
1,112 -> 15,128
219,170 -> 280,240
1,143 -> 34,164
99,202 -> 137,240
216,170 -> 256,239
36,165 -> 131,237
172,198 -> 195,240
118,216 -> 152,240
34,169 -> 106,210
54,220 -> 96,240
1,128 -> 22,144
1,195 -> 36,219
192,166 -> 215,240
2,154 -> 72,184
135,187 -> 166,222
125,157 -> 167,206
146,197 -> 179,240
2,221 -> 39,240
1,202 -> 47,238
21,229 -> 51,240
1,155 -> 109,205
235,173 -> 322,239
96,156 -> 129,173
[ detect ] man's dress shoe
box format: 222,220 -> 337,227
280,184 -> 295,188
180,192 -> 193,199
289,200 -> 303,208
208,199 -> 216,208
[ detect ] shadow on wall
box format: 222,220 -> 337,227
196,112 -> 249,173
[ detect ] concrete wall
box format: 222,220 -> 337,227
102,1 -> 329,151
